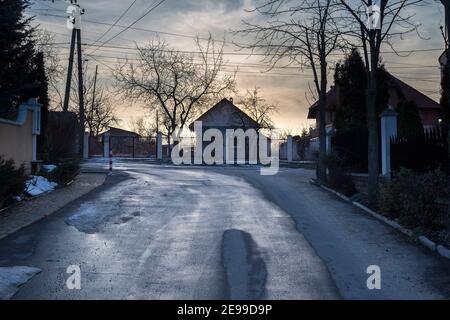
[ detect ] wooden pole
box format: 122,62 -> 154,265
90,65 -> 98,135
76,29 -> 85,157
63,29 -> 76,112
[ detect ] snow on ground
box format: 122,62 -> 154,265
0,266 -> 41,300
25,176 -> 58,197
42,164 -> 57,173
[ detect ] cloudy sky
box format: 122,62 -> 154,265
28,0 -> 446,133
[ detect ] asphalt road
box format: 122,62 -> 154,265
0,160 -> 449,299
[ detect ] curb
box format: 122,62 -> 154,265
351,201 -> 413,237
318,184 -> 350,202
310,179 -> 450,260
437,245 -> 450,259
419,236 -> 437,252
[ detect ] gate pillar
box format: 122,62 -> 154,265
83,132 -> 89,160
380,106 -> 398,179
157,131 -> 163,160
103,132 -> 110,158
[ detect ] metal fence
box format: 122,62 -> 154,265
109,135 -> 157,158
331,128 -> 380,173
391,127 -> 449,173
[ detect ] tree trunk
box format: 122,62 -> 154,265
367,46 -> 379,206
447,122 -> 450,244
317,58 -> 328,183
446,14 -> 450,242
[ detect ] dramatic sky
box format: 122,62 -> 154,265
28,0 -> 445,133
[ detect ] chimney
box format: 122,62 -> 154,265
229,97 -> 234,103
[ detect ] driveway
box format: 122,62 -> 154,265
0,160 -> 449,299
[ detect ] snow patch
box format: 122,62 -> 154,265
0,266 -> 41,300
25,176 -> 58,197
43,164 -> 57,173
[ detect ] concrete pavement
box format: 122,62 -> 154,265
0,161 -> 449,299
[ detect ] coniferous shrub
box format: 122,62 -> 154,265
44,160 -> 80,185
326,152 -> 357,197
0,157 -> 27,208
379,168 -> 448,231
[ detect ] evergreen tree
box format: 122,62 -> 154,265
333,48 -> 390,133
333,48 -> 367,131
397,100 -> 423,136
0,0 -> 35,118
298,128 -> 310,161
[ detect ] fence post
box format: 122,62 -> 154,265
83,132 -> 89,160
287,135 -> 293,162
103,132 -> 110,158
380,106 -> 398,179
157,131 -> 163,160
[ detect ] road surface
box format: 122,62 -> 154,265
0,160 -> 449,299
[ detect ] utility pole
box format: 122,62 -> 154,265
440,0 -> 450,241
90,65 -> 98,135
62,28 -> 76,112
63,0 -> 86,156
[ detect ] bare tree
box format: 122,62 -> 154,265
337,0 -> 428,205
279,128 -> 295,140
129,116 -> 157,137
70,65 -> 119,136
237,0 -> 346,182
239,87 -> 279,130
114,35 -> 236,145
34,29 -> 64,110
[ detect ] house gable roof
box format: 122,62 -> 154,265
307,73 -> 441,119
189,98 -> 260,130
103,127 -> 140,137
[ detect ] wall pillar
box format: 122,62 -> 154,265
83,132 -> 89,160
380,106 -> 398,179
103,132 -> 110,158
287,135 -> 293,162
32,135 -> 37,162
157,131 -> 163,160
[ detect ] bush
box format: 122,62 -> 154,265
379,168 -> 448,231
43,159 -> 80,185
0,157 -> 27,208
326,153 -> 357,197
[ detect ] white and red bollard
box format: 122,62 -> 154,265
108,149 -> 113,176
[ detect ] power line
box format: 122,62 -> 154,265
51,45 -> 441,73
88,0 -> 167,54
87,0 -> 138,53
80,53 -> 439,73
27,9 -> 232,44
29,9 -> 447,56
79,42 -> 446,58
